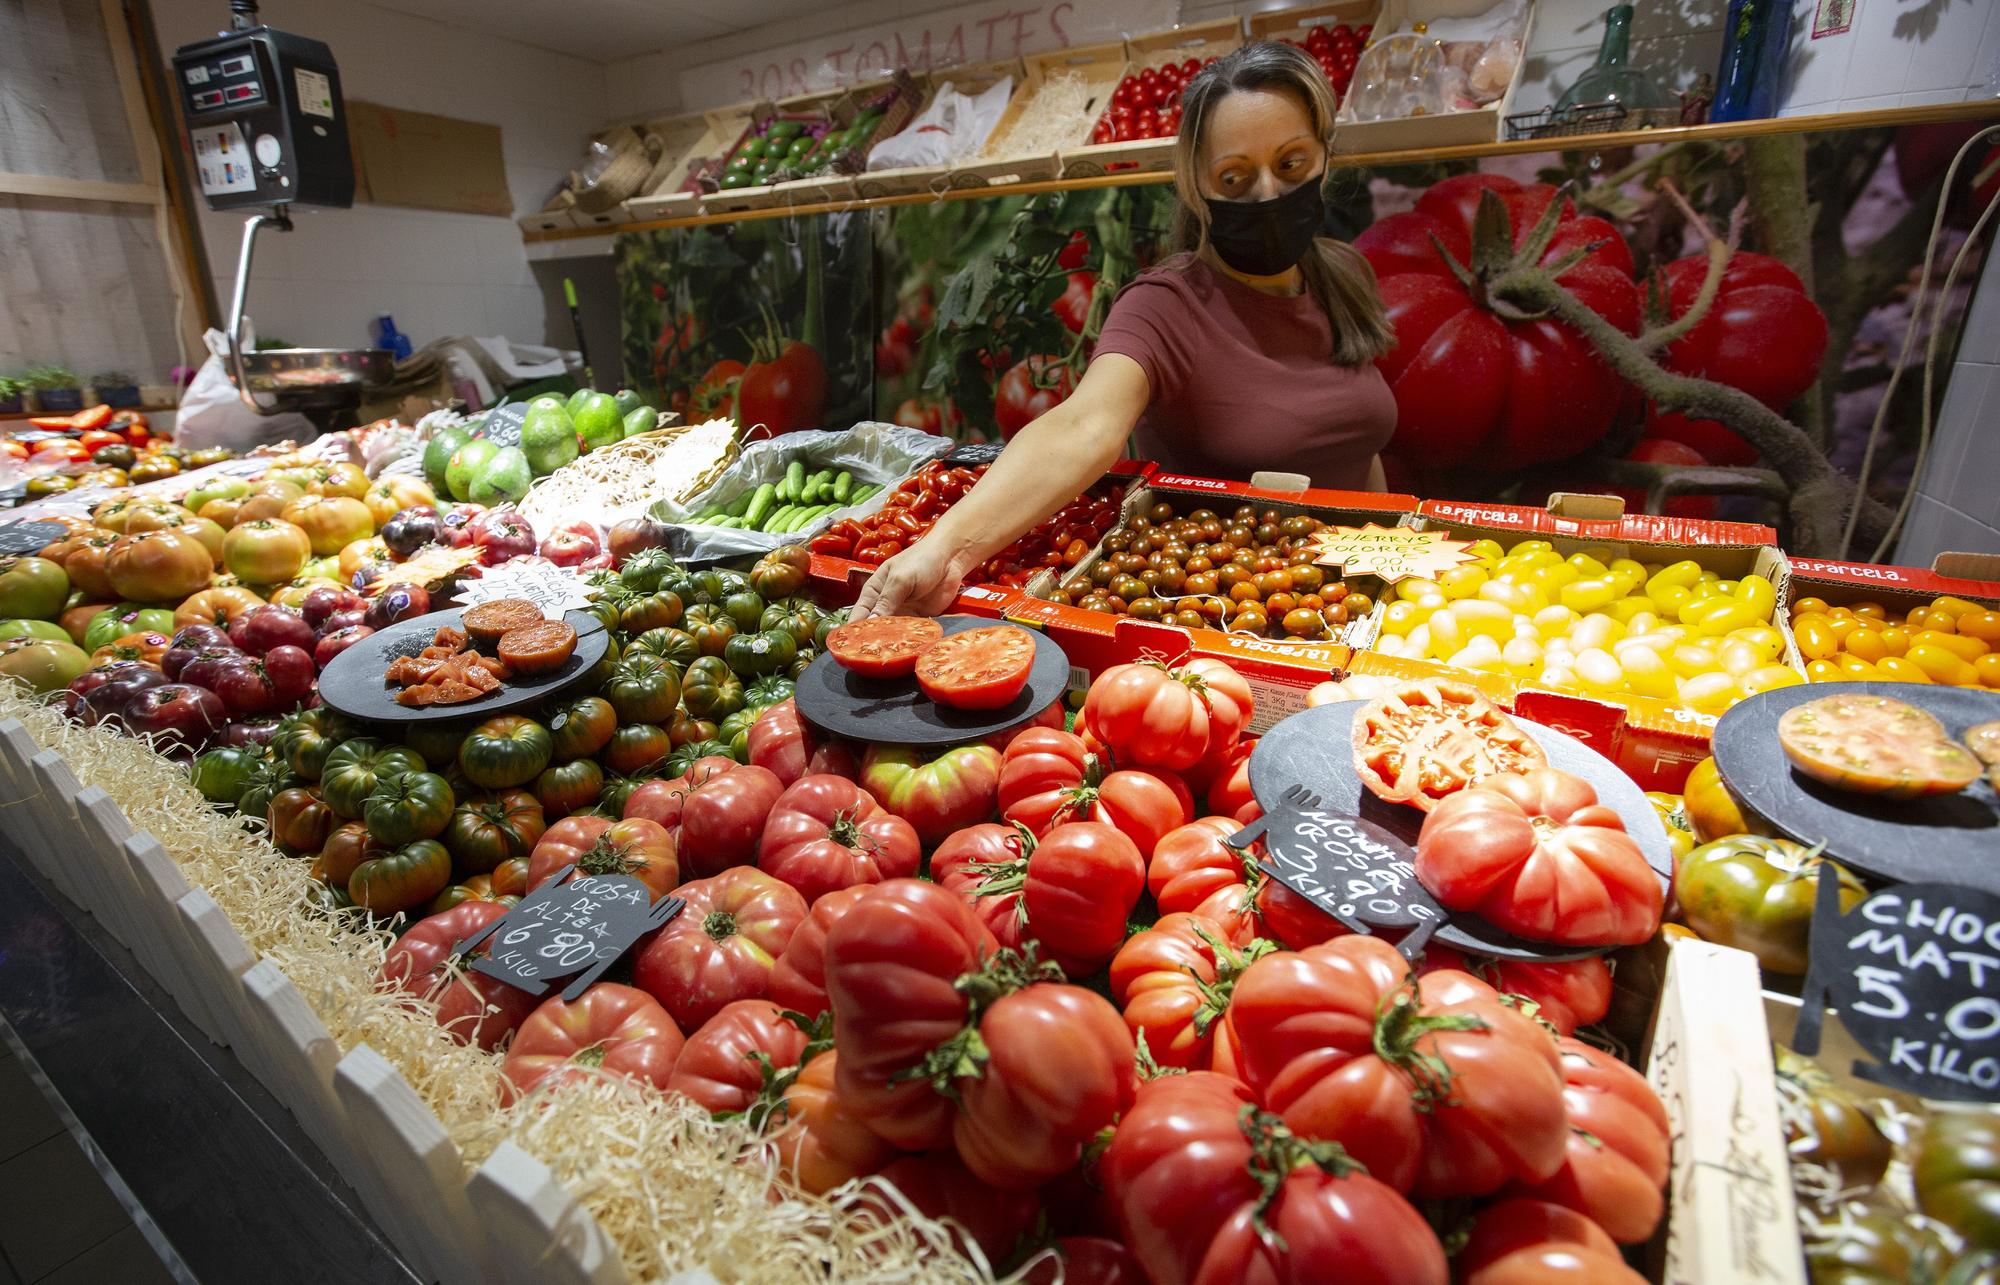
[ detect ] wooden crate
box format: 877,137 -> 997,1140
1333,0 -> 1539,154
630,101 -> 769,221
954,42 -> 1127,187
1060,19 -> 1243,178
1247,0 -> 1381,44
855,59 -> 1021,198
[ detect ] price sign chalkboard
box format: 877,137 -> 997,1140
479,403 -> 529,449
452,866 -> 682,1000
1227,785 -> 1445,957
0,521 -> 67,555
1795,865 -> 2000,1102
944,440 -> 1003,466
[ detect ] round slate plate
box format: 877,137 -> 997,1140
316,607 -> 610,726
1712,681 -> 2000,893
792,616 -> 1067,747
1246,700 -> 1675,960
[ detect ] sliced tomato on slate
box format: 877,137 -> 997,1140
1777,694 -> 1980,798
916,626 -> 1035,710
826,616 -> 943,679
1353,680 -> 1547,812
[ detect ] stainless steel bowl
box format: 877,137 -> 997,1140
231,347 -> 394,412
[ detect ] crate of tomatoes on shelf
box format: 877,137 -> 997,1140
1010,471 -> 1416,726
1351,496 -> 1799,789
803,455 -> 1148,603
1247,2 -> 1378,109
1783,553 -> 2000,689
1059,19 -> 1241,178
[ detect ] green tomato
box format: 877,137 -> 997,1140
570,393 -> 623,454
680,655 -> 744,720
446,438 -> 499,502
423,424 -> 473,496
1674,836 -> 1865,975
362,770 -> 456,846
1915,1110 -> 2000,1251
723,628 -> 795,677
611,389 -> 647,419
184,476 -> 252,515
190,746 -> 262,809
348,838 -> 452,915
457,715 -> 553,789
470,446 -> 533,506
0,557 -> 70,621
321,738 -> 428,819
0,618 -> 72,643
83,603 -> 176,653
0,636 -> 89,694
601,654 -> 680,725
237,755 -> 301,823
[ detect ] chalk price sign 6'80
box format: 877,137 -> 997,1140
454,867 -> 683,1001
1796,866 -> 2000,1101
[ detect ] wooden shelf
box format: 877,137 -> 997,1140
521,97 -> 2000,243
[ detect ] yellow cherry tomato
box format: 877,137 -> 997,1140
1396,577 -> 1441,604
1911,607 -> 1957,634
1560,577 -> 1620,613
1605,597 -> 1655,625
1975,653 -> 2000,688
1956,610 -> 2000,644
1849,601 -> 1888,621
1465,538 -> 1505,565
1508,539 -> 1555,556
1436,566 -> 1488,600
1836,654 -> 1882,679
1735,575 -> 1777,621
1876,626 -> 1912,658
1805,659 -> 1845,682
1825,615 -> 1861,644
1566,552 -> 1610,578
1873,655 -> 1931,684
1792,613 -> 1838,661
1931,595 -> 1982,622
1905,643 -> 1973,684
1915,630 -> 1987,663
1730,626 -> 1786,663
1791,596 -> 1830,617
1679,671 -> 1739,712
1843,627 -> 1887,663
1741,664 -> 1805,695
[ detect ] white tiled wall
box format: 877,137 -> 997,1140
151,0 -> 606,351
1782,0 -> 2000,116
1898,261 -> 2000,564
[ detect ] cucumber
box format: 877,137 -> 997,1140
781,460 -> 807,501
804,468 -> 833,503
725,489 -> 755,517
742,482 -> 778,530
764,504 -> 797,533
832,471 -> 854,504
850,483 -> 879,504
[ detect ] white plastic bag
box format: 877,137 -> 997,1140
175,328 -> 317,452
867,76 -> 1014,170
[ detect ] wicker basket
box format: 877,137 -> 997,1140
570,127 -> 660,214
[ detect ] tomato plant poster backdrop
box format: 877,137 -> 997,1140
619,118 -> 1994,556
618,210 -> 873,439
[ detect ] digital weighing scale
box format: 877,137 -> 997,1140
172,1 -> 391,429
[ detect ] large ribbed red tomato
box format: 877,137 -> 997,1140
1512,1037 -> 1671,1243
500,983 -> 685,1103
1099,1071 -> 1448,1285
930,821 -> 1033,952
822,879 -> 998,1151
375,900 -> 539,1051
1456,1198 -> 1645,1285
1417,945 -> 1612,1037
765,885 -> 869,1017
1415,767 -> 1662,947
1108,911 -> 1271,1070
757,773 -> 920,904
770,1050 -> 896,1196
664,998 -> 813,1114
1083,660 -> 1249,774
1224,935 -> 1568,1197
631,866 -> 806,1030
1360,173 -> 1641,471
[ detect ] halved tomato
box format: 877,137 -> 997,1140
826,615 -> 942,679
916,626 -> 1035,710
1353,680 -> 1547,812
1777,694 -> 1979,798
498,620 -> 576,675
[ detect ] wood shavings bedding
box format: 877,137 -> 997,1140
0,694 -> 991,1284
520,418 -> 738,534
981,69 -> 1096,158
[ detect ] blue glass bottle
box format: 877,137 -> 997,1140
1711,0 -> 1795,123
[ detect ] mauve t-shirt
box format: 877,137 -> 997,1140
1092,253 -> 1396,488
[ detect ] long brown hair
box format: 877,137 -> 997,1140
1168,41 -> 1393,367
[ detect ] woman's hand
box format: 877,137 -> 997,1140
852,542 -> 965,618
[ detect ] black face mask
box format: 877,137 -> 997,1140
1204,176 -> 1326,277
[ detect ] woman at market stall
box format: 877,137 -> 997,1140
855,40 -> 1396,618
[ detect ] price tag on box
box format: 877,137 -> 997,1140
1309,523 -> 1476,583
